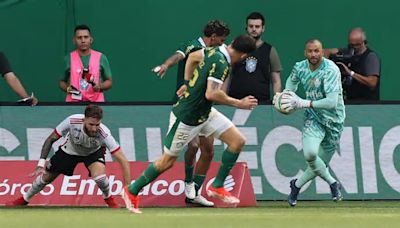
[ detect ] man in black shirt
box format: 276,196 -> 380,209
324,28 -> 381,100
229,12 -> 282,103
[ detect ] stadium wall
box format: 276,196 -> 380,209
0,104 -> 399,200
0,0 -> 399,102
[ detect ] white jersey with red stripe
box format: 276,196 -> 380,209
54,114 -> 120,156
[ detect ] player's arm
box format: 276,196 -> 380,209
40,131 -> 61,161
28,131 -> 61,177
31,116 -> 70,176
102,128 -> 131,185
111,148 -> 131,185
153,52 -> 185,78
311,92 -> 339,109
221,74 -> 230,93
285,64 -> 301,92
175,49 -> 205,97
184,49 -> 203,81
205,79 -> 257,110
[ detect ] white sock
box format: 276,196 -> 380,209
24,175 -> 47,202
93,174 -> 110,199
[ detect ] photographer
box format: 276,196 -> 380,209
324,28 -> 381,100
59,25 -> 112,102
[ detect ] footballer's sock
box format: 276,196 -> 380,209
295,167 -> 316,188
24,175 -> 47,202
128,163 -> 160,195
94,174 -> 110,199
193,174 -> 206,195
212,149 -> 239,188
184,165 -> 194,183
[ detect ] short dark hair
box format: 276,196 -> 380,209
305,38 -> 323,48
246,12 -> 265,25
231,35 -> 256,54
74,24 -> 91,35
85,104 -> 103,119
203,20 -> 230,37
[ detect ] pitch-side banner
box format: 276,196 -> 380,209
0,105 -> 399,200
0,161 -> 255,207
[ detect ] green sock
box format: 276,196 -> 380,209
212,149 -> 239,188
193,175 -> 206,195
184,165 -> 194,183
128,163 -> 160,195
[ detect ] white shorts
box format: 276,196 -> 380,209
164,107 -> 233,156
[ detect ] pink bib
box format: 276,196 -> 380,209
66,50 -> 105,102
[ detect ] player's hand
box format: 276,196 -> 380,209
281,91 -> 311,110
152,64 -> 168,78
176,84 -> 187,97
335,62 -> 351,75
28,166 -> 45,177
238,95 -> 258,110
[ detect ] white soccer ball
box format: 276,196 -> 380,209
273,92 -> 295,115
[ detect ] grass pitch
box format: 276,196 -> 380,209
1,201 -> 399,228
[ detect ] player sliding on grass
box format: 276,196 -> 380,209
274,39 -> 345,206
121,35 -> 257,214
6,104 -> 131,208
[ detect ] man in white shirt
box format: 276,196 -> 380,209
6,104 -> 131,208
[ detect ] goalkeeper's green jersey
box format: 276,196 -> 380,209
286,58 -> 345,126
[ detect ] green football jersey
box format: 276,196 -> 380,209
286,58 -> 345,126
174,37 -> 206,100
172,46 -> 230,126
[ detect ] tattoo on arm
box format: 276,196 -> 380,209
40,133 -> 59,159
210,81 -> 222,91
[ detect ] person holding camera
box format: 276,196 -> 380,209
324,28 -> 381,100
0,52 -> 38,105
59,25 -> 113,102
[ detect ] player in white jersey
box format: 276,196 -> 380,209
274,39 -> 345,207
6,105 -> 131,208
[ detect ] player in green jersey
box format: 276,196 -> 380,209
275,39 -> 345,206
153,20 -> 230,206
122,35 -> 257,214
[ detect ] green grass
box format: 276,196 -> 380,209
1,201 -> 400,228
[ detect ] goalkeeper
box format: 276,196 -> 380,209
276,39 -> 345,207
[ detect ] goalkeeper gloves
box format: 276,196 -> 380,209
281,91 -> 311,111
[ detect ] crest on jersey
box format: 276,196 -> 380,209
245,56 -> 257,73
311,78 -> 321,88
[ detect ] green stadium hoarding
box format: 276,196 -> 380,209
0,105 -> 399,200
